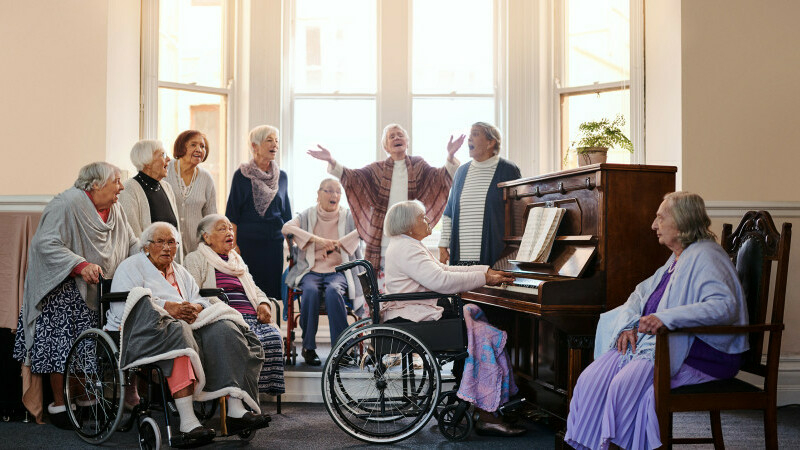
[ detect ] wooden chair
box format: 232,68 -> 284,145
653,211 -> 791,449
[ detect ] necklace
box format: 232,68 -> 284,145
667,258 -> 678,273
175,159 -> 197,199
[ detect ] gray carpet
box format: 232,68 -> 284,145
1,404 -> 799,449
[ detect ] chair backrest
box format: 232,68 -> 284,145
720,211 -> 791,374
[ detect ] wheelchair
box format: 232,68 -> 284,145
62,277 -> 265,448
321,260 -> 475,444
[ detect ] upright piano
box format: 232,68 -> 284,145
462,163 -> 676,427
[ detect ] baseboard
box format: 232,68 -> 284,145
737,356 -> 800,406
705,201 -> 800,218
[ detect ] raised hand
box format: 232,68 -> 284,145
446,134 -> 466,161
307,144 -> 334,163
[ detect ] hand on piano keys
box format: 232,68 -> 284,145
485,269 -> 516,286
488,277 -> 542,295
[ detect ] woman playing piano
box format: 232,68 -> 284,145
565,192 -> 749,449
382,200 -> 527,437
438,122 -> 521,266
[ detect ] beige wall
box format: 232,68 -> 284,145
680,0 -> 800,358
0,0 -> 139,195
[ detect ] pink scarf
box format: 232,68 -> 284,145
239,159 -> 279,216
312,205 -> 342,273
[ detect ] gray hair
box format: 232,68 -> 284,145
472,122 -> 502,155
380,123 -> 408,152
318,178 -> 341,191
140,221 -> 180,252
197,213 -> 230,242
663,191 -> 716,247
249,125 -> 279,147
384,200 -> 425,237
130,139 -> 165,171
74,162 -> 120,191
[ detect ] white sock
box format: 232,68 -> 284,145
226,397 -> 247,418
174,396 -> 202,433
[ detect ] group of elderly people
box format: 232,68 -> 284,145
12,119 -> 750,446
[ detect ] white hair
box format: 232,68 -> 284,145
130,139 -> 165,171
140,222 -> 180,252
380,123 -> 408,152
73,162 -> 120,191
197,213 -> 229,242
249,125 -> 279,147
384,200 -> 425,237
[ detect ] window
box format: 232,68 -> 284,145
555,0 -> 634,169
142,0 -> 232,213
285,0 -> 498,211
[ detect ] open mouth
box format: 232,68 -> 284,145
225,237 -> 234,244
468,144 -> 475,151
192,152 -> 203,159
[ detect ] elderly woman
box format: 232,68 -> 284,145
13,162 -> 138,427
382,200 -> 526,437
281,178 -> 364,366
120,139 -> 182,260
184,214 -> 285,395
439,122 -> 521,266
308,124 -> 460,286
226,125 -> 292,298
165,130 -> 218,256
564,192 -> 749,450
107,222 -> 269,442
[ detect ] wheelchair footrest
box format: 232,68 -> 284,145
498,397 -> 527,416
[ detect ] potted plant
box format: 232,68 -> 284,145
572,115 -> 633,166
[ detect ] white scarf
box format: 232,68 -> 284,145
197,242 -> 262,310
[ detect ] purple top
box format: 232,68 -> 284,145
642,261 -> 742,379
214,254 -> 257,315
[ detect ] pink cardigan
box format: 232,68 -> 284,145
382,234 -> 488,322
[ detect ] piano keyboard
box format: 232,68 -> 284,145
486,277 -> 541,295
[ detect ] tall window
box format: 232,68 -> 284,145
145,0 -> 231,213
286,0 -> 497,210
556,0 -> 631,169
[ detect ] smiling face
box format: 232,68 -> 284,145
146,225 -> 179,271
203,218 -> 235,254
468,125 -> 496,162
179,135 -> 207,168
652,199 -> 683,254
252,132 -> 279,170
142,148 -> 170,180
317,180 -> 342,212
91,171 -> 124,210
382,126 -> 408,160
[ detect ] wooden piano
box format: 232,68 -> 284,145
461,163 -> 676,428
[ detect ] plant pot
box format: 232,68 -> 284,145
577,147 -> 608,166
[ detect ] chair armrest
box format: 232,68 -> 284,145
655,323 -> 783,336
199,288 -> 224,297
266,297 -> 282,328
100,292 -> 129,304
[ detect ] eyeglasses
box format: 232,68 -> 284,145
320,189 -> 342,196
149,239 -> 179,249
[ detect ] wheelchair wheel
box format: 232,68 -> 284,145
437,403 -> 473,441
238,428 -> 258,442
64,328 -> 125,444
322,325 -> 440,444
138,416 -> 161,450
333,317 -> 372,347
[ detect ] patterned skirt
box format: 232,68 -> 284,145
13,278 -> 98,374
241,313 -> 285,395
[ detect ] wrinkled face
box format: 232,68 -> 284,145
468,126 -> 496,161
92,172 -> 124,209
142,148 -> 170,180
253,133 -> 279,167
383,127 -> 408,159
652,200 -> 682,252
204,218 -> 235,254
408,211 -> 432,240
317,181 -> 342,212
181,135 -> 207,166
146,226 -> 179,268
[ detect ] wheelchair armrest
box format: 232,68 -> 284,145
378,291 -> 459,303
100,292 -> 129,305
199,288 -> 224,298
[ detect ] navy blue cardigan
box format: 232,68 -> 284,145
443,158 -> 521,266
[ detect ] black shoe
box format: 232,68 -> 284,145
49,410 -> 73,430
302,348 -> 321,366
474,420 -> 527,437
225,412 -> 271,434
183,425 -> 216,441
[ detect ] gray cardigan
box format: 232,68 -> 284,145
118,177 -> 183,262
283,206 -> 365,312
165,160 -> 218,256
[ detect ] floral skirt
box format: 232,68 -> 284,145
14,278 -> 98,374
241,313 -> 285,395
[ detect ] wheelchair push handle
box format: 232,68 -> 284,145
335,259 -> 379,297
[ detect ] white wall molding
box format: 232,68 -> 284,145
705,201 -> 800,218
0,196 -> 52,212
737,356 -> 800,407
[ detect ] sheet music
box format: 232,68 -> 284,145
517,207 -> 565,263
